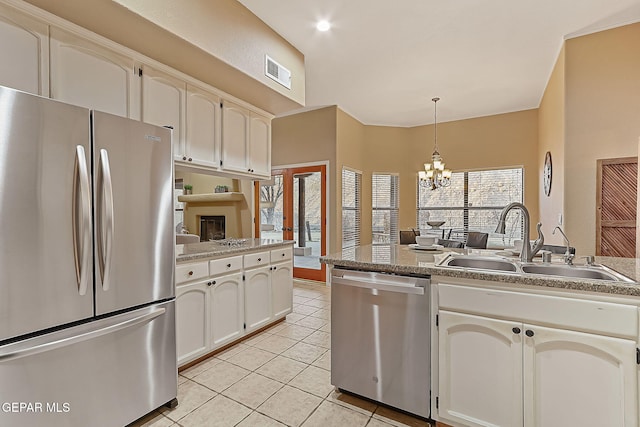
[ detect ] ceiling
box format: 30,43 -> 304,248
237,0 -> 640,127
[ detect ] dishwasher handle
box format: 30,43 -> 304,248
331,269 -> 426,295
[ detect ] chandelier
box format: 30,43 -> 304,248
419,97 -> 452,190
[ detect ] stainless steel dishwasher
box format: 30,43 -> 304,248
331,267 -> 430,418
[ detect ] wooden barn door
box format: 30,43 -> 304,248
596,157 -> 637,257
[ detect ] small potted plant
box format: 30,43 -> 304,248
183,184 -> 193,195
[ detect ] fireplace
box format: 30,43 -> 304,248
200,216 -> 225,241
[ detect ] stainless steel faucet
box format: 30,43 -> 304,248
553,226 -> 574,265
495,202 -> 544,262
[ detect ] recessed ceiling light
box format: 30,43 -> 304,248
316,20 -> 331,32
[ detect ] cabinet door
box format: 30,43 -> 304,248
185,84 -> 221,168
438,310 -> 523,427
271,261 -> 293,319
0,3 -> 48,96
210,272 -> 244,349
523,324 -> 637,427
244,265 -> 272,333
221,100 -> 250,173
176,281 -> 210,366
141,65 -> 186,159
50,28 -> 136,118
249,113 -> 271,178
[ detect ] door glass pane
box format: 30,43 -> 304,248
293,171 -> 321,270
259,174 -> 284,241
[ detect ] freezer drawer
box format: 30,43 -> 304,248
0,300 -> 177,427
331,268 -> 431,418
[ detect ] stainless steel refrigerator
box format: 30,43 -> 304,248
0,86 -> 177,427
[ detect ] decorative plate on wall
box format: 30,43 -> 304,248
543,151 -> 552,196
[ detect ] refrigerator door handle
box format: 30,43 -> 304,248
0,307 -> 166,362
97,148 -> 114,291
73,145 -> 92,296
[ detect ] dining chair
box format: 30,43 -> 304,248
438,239 -> 465,248
465,232 -> 489,249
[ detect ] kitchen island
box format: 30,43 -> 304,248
321,245 -> 640,427
176,239 -> 294,368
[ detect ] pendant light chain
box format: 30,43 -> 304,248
433,97 -> 439,153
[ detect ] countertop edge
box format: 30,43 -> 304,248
320,256 -> 640,297
177,240 -> 295,263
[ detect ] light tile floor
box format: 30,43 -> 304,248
129,280 -> 433,427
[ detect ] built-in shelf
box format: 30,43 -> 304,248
178,192 -> 244,203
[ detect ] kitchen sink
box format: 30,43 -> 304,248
441,256 -> 518,272
521,264 -> 634,282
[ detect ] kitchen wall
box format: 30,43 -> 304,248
273,107 -> 539,254
21,0 -> 304,115
271,107 -> 338,253
176,171 -> 253,239
537,45 -> 566,246
564,23 -> 640,254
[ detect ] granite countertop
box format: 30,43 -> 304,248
320,245 -> 640,297
177,239 -> 294,262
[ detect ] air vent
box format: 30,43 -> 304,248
265,55 -> 291,90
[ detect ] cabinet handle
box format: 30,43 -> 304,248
227,263 -> 231,268
273,266 -> 276,271
257,258 -> 261,262
212,280 -> 216,285
512,327 -> 521,334
207,281 -> 212,287
188,271 -> 193,276
525,330 -> 535,337
182,156 -> 187,161
282,253 -> 285,257
188,157 -> 192,162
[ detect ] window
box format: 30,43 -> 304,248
372,173 -> 399,244
417,167 -> 524,247
342,167 -> 362,252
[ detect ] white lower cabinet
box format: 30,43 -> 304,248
436,282 -> 639,427
271,261 -> 293,318
176,280 -> 210,366
438,311 -> 522,427
176,246 -> 293,367
210,272 -> 244,348
524,324 -> 637,427
244,265 -> 272,333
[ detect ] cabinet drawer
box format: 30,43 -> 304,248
270,247 -> 292,263
209,255 -> 243,276
438,283 -> 638,339
176,261 -> 209,284
244,251 -> 270,269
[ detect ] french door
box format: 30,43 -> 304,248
255,165 -> 326,281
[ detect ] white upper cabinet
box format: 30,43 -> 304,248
141,65 -> 185,156
249,113 -> 271,178
0,2 -> 272,177
50,28 -> 137,118
221,100 -> 250,173
0,3 -> 48,96
184,84 -> 221,168
221,100 -> 272,179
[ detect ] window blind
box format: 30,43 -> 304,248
342,168 -> 361,250
417,167 -> 524,247
372,173 -> 399,244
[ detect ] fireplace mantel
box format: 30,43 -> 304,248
178,192 -> 244,203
